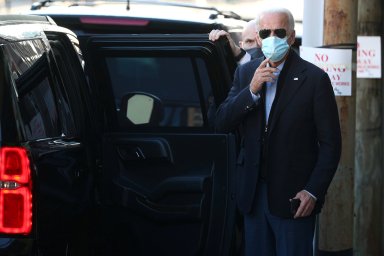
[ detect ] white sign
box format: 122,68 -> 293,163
300,46 -> 352,96
357,36 -> 381,78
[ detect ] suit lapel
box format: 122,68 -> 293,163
268,51 -> 307,133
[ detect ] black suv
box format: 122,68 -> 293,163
1,12 -> 241,255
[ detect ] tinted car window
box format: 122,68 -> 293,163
4,39 -> 79,140
18,76 -> 60,140
49,38 -> 84,137
105,56 -> 212,128
4,41 -> 61,140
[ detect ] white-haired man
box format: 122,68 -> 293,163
215,7 -> 341,256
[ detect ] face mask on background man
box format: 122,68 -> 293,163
261,36 -> 289,62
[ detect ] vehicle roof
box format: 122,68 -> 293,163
27,0 -> 247,32
28,1 -> 245,22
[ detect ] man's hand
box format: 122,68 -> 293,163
208,29 -> 241,57
249,58 -> 277,94
291,190 -> 316,219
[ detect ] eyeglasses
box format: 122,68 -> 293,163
258,28 -> 287,39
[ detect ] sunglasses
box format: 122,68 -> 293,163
258,28 -> 287,39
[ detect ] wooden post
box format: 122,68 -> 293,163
354,0 -> 383,255
319,0 -> 357,254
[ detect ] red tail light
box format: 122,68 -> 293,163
0,147 -> 32,234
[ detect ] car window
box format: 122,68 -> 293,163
105,56 -> 213,129
4,39 -> 76,140
48,40 -> 78,137
16,62 -> 61,140
18,76 -> 60,140
48,37 -> 87,137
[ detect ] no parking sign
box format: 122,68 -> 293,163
357,36 -> 381,78
300,46 -> 352,96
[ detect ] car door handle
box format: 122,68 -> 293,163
117,146 -> 146,160
116,138 -> 173,163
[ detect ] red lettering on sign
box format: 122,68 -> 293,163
315,53 -> 329,62
332,65 -> 346,72
358,49 -> 376,57
331,74 -> 341,81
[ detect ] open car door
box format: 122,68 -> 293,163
84,34 -> 239,255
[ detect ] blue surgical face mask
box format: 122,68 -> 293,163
261,36 -> 290,62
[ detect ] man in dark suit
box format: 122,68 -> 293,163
209,19 -> 263,64
238,19 -> 263,59
215,7 -> 342,256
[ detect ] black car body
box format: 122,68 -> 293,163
0,14 -> 96,255
0,12 -> 241,255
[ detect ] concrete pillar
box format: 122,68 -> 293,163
319,0 -> 357,254
302,0 -> 324,47
354,0 -> 383,255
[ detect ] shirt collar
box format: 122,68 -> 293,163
275,61 -> 285,74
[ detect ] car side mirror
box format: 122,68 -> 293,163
119,92 -> 164,126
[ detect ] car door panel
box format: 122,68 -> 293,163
99,133 -> 236,255
85,34 -> 238,255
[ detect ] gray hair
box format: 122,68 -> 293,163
255,7 -> 295,32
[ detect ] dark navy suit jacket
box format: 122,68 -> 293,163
215,50 -> 342,218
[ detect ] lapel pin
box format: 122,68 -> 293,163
293,77 -> 299,80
